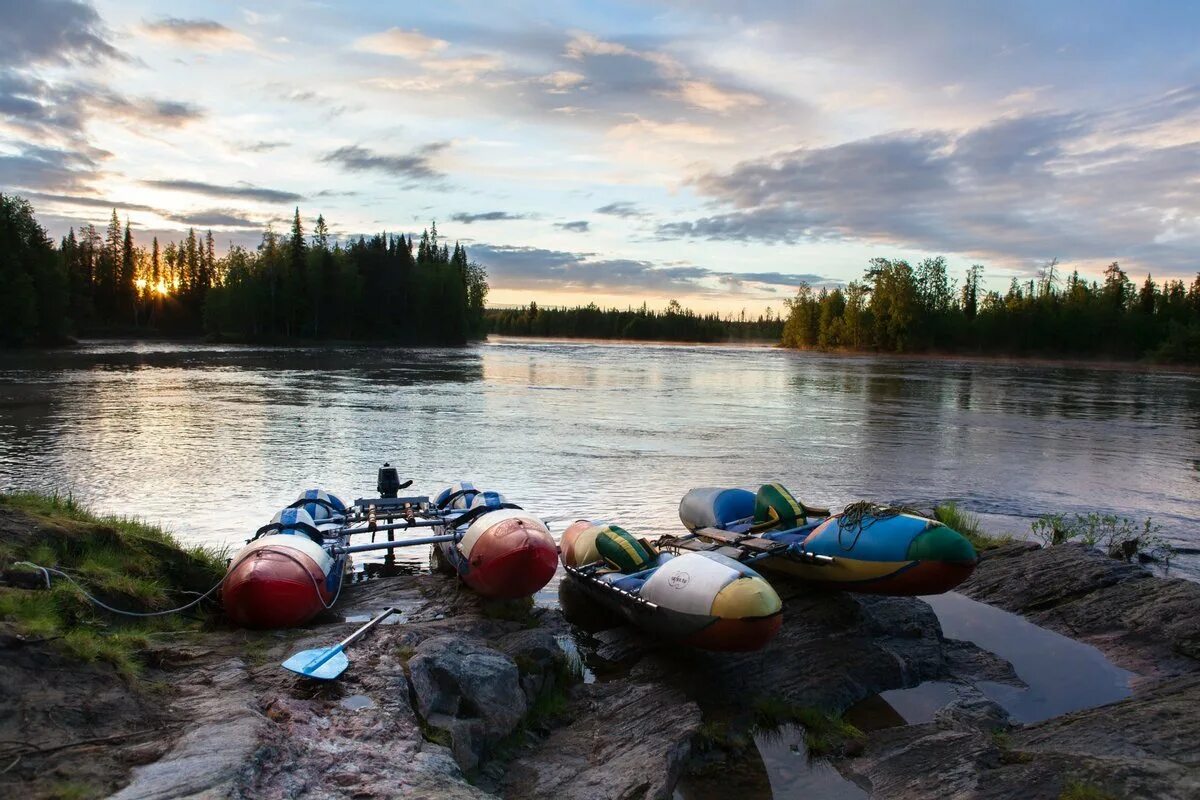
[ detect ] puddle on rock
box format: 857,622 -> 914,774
844,681 -> 959,732
675,725 -> 867,800
922,592 -> 1134,724
339,694 -> 376,711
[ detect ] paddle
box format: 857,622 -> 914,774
282,607 -> 398,680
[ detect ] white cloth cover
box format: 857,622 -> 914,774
460,509 -> 550,556
640,552 -> 739,615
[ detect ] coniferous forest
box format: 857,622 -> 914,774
5,192 -> 1200,363
0,194 -> 488,346
486,300 -> 784,343
781,257 -> 1200,364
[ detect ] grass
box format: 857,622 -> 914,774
934,502 -> 1011,550
1060,781 -> 1117,800
45,781 -> 105,800
0,490 -> 228,679
751,697 -> 864,757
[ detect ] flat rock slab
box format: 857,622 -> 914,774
503,680 -> 702,800
845,672 -> 1200,800
842,544 -> 1200,800
961,543 -> 1200,677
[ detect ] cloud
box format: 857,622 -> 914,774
141,179 -> 302,203
0,146 -> 98,192
366,54 -> 503,93
540,71 -> 586,92
658,99 -> 1200,270
670,80 -> 764,114
595,201 -> 643,218
23,192 -> 157,212
321,143 -> 448,182
139,18 -> 255,51
564,31 -> 632,60
0,72 -> 201,147
555,220 -> 590,232
450,211 -> 528,224
354,27 -> 448,59
238,140 -> 289,153
0,0 -> 124,67
471,243 -> 837,296
162,208 -> 259,227
608,117 -> 732,144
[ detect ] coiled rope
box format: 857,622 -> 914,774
835,501 -> 923,552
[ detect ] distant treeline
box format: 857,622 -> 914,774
783,257 -> 1200,363
486,300 -> 785,343
0,193 -> 488,346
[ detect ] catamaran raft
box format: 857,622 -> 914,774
223,466 -> 557,628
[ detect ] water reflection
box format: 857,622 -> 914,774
922,592 -> 1133,723
0,339 -> 1197,579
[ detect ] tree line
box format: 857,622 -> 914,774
0,193 -> 488,346
782,257 -> 1200,363
486,300 -> 784,343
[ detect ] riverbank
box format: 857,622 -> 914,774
2,497 -> 1198,799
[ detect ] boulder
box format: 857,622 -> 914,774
408,634 -> 527,770
497,628 -> 563,707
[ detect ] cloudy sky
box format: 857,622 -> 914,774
2,1 -> 1198,312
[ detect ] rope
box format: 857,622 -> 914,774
13,546 -> 346,618
834,501 -> 923,552
12,561 -> 225,617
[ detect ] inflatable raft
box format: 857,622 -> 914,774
674,483 -> 977,596
223,475 -> 558,629
560,520 -> 782,651
224,489 -> 350,629
431,483 -> 558,599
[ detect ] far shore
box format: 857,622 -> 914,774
5,333 -> 1199,374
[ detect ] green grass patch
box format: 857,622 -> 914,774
1060,781 -> 1117,800
44,780 -> 105,800
935,503 -> 1011,550
751,697 -> 864,757
0,491 -> 228,679
694,719 -> 752,754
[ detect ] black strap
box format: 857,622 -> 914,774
287,497 -> 345,515
252,520 -> 325,545
437,488 -> 479,509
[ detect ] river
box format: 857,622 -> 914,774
1,337 -> 1197,578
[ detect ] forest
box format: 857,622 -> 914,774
486,300 -> 784,343
781,257 -> 1200,363
0,194 -> 488,346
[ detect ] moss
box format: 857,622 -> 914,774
935,503 -> 1011,550
751,697 -> 864,756
45,780 -> 104,800
0,491 -> 227,680
419,718 -> 453,748
480,596 -> 537,625
1060,781 -> 1117,800
693,719 -> 752,754
991,729 -> 1034,764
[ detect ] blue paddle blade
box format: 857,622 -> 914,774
282,646 -> 349,680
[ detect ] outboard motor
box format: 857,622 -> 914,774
377,463 -> 401,498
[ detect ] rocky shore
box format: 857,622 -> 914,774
2,501 -> 1198,800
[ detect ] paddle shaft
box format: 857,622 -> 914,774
337,606 -> 399,650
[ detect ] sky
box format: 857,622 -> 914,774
2,1 -> 1199,313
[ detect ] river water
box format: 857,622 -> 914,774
1,337 -> 1196,575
